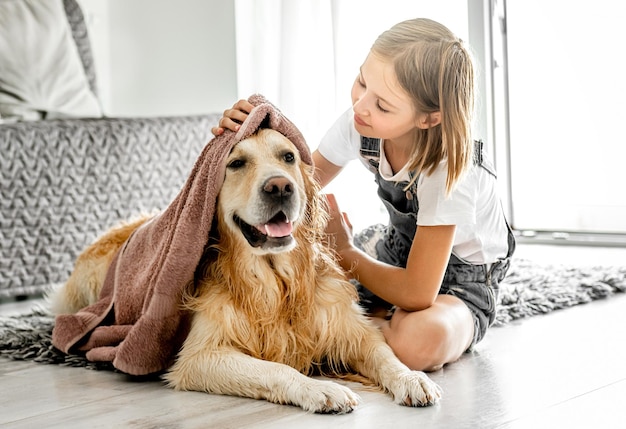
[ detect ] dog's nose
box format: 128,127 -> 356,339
263,176 -> 293,198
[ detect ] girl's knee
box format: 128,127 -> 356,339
384,318 -> 449,371
387,335 -> 445,372
383,309 -> 470,371
396,344 -> 446,372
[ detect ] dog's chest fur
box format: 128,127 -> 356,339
190,245 -> 326,373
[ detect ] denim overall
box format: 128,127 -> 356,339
355,136 -> 516,346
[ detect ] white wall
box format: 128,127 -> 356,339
78,0 -> 237,117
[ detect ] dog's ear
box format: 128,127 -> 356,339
299,163 -> 328,244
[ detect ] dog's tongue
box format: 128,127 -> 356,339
257,219 -> 293,238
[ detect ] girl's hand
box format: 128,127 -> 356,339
324,194 -> 354,262
211,99 -> 255,136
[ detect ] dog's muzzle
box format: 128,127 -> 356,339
233,175 -> 300,252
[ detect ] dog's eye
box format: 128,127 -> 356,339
228,159 -> 246,169
283,152 -> 295,163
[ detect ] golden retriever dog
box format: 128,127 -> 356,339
50,128 -> 442,414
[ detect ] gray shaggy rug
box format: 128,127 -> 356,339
1,258 -> 625,369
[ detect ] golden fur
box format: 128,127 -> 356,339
50,129 -> 441,413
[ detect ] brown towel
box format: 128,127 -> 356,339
52,95 -> 312,375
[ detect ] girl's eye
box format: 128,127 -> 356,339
376,102 -> 389,113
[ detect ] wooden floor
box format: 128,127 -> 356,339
1,244 -> 626,428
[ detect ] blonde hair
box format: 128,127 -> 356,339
371,18 -> 476,195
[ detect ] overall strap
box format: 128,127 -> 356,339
473,139 -> 497,178
360,136 -> 382,173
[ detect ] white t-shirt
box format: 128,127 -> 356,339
317,108 -> 510,265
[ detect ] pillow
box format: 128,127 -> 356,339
0,0 -> 102,122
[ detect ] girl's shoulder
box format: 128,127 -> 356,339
317,108 -> 361,167
418,159 -> 492,199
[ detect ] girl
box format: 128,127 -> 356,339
212,17 -> 515,372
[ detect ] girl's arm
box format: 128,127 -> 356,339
325,194 -> 455,311
312,150 -> 342,188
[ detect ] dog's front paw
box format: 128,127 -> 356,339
388,371 -> 442,407
293,378 -> 361,414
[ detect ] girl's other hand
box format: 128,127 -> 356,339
324,193 -> 354,258
211,99 -> 255,136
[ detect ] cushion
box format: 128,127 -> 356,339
0,0 -> 102,122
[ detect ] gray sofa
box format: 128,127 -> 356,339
0,0 -> 220,299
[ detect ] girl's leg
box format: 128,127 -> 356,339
379,294 -> 475,372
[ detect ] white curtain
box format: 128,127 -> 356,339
234,0 -> 469,231
234,0 -> 337,146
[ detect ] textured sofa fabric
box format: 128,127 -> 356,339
0,114 -> 219,298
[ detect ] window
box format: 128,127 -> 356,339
492,0 -> 626,245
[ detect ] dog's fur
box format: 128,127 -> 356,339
50,129 -> 441,413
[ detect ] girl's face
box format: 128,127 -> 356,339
351,52 -> 419,144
